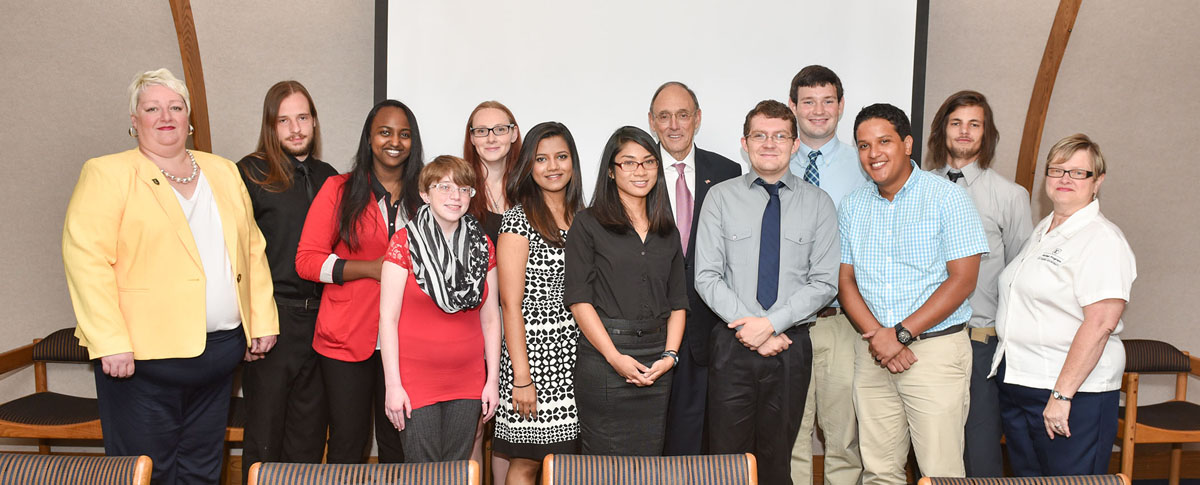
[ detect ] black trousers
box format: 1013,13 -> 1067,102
319,351 -> 404,463
663,336 -> 708,455
964,336 -> 1004,477
241,304 -> 328,483
94,327 -> 245,485
708,325 -> 811,485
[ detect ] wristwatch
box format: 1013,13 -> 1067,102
1051,390 -> 1073,402
895,324 -> 914,346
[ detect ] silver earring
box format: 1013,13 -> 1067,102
128,127 -> 137,138
188,124 -> 195,136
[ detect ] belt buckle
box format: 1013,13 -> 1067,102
635,329 -> 644,337
305,298 -> 316,311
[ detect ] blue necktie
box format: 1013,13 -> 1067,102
755,179 -> 781,310
804,150 -> 821,186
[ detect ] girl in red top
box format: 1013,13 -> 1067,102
296,100 -> 424,463
379,155 -> 502,463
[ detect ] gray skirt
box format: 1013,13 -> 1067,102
574,317 -> 672,456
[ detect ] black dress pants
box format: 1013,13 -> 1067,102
319,351 -> 404,463
94,327 -> 245,485
708,324 -> 811,485
663,336 -> 708,455
241,304 -> 328,483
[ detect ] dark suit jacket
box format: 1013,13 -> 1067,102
673,146 -> 741,366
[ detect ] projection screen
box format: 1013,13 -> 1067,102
379,0 -> 928,194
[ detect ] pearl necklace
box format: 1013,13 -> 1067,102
160,150 -> 199,184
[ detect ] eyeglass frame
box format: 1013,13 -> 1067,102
652,110 -> 695,124
745,132 -> 796,144
469,124 -> 515,138
427,182 -> 477,197
612,159 -> 660,172
1045,167 -> 1095,180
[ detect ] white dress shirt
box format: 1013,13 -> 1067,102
662,143 -> 696,214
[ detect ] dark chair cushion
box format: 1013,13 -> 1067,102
32,328 -> 90,363
1120,400 -> 1200,431
0,392 -> 99,426
253,461 -> 474,485
550,454 -> 753,484
923,476 -> 1126,485
1123,339 -> 1190,373
0,452 -> 140,485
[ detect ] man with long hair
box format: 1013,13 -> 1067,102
237,80 -> 338,480
925,90 -> 1032,477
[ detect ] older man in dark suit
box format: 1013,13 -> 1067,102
650,81 -> 742,455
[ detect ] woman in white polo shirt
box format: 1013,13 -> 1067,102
990,133 -> 1135,476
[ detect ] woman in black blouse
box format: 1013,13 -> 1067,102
563,126 -> 687,455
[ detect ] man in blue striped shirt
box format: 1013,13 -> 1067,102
838,103 -> 988,483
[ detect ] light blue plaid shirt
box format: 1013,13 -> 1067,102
839,161 -> 989,332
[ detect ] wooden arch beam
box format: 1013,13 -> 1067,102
1015,0 -> 1082,194
169,0 -> 211,153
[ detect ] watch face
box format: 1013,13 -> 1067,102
896,327 -> 912,344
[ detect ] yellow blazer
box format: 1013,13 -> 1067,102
63,148 -> 278,360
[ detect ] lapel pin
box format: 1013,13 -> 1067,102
152,178 -> 160,185
705,179 -> 711,184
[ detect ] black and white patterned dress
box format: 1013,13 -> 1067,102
493,205 -> 580,459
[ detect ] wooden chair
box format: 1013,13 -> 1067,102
0,452 -> 152,485
246,460 -> 480,485
541,453 -> 758,485
916,475 -> 1128,485
1117,339 -> 1200,485
0,328 -> 102,451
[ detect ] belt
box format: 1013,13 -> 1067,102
816,306 -> 843,318
916,323 -> 966,341
969,326 -> 997,343
607,325 -> 665,337
276,296 -> 320,311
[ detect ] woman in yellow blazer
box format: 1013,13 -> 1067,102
62,68 -> 279,485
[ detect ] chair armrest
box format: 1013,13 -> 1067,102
0,342 -> 35,375
1190,354 -> 1200,377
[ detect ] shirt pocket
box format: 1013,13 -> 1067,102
720,223 -> 755,268
782,226 -> 815,276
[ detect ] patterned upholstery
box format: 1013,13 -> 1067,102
544,453 -> 757,485
0,391 -> 99,425
1122,339 -> 1190,373
249,460 -> 479,485
917,476 -> 1128,485
32,328 -> 90,362
0,453 -> 152,485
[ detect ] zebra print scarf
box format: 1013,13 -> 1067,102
404,204 -> 489,313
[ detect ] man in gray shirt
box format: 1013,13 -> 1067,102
924,90 -> 1033,477
695,100 -> 840,484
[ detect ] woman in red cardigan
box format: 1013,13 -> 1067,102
296,99 -> 424,463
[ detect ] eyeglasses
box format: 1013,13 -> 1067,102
746,132 -> 795,144
469,124 -> 515,138
653,111 -> 694,124
428,183 -> 477,197
613,159 -> 659,172
1045,167 -> 1095,179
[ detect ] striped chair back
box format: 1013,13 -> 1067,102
0,453 -> 152,485
248,460 -> 479,485
542,454 -> 757,485
916,475 -> 1130,485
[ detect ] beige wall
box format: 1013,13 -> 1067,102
1,1 -> 1196,450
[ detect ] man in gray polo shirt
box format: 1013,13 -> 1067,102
695,100 -> 840,484
924,90 -> 1032,477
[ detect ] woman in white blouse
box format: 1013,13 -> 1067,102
990,133 -> 1135,476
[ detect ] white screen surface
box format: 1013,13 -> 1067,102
385,0 -> 921,194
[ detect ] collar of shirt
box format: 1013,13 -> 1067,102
933,159 -> 982,186
1045,199 -> 1102,240
370,174 -> 394,204
868,160 -> 922,201
742,167 -> 799,192
798,137 -> 846,170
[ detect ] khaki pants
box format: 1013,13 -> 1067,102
854,330 -> 971,485
790,313 -> 862,485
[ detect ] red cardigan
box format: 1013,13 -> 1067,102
296,174 -> 397,362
